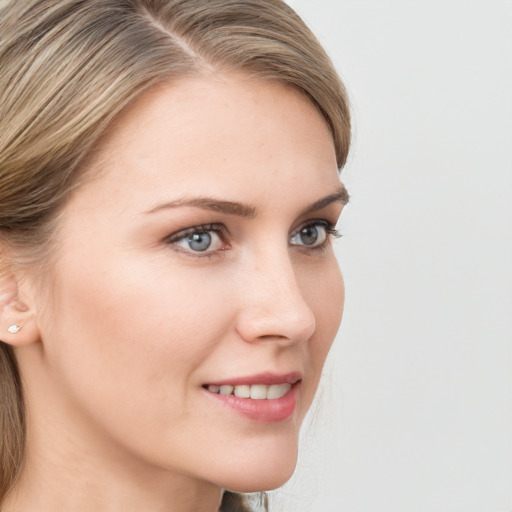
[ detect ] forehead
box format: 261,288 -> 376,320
76,75 -> 339,212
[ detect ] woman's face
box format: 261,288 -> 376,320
34,75 -> 346,492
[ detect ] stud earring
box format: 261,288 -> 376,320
7,324 -> 21,334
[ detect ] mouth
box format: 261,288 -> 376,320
205,382 -> 294,399
202,372 -> 302,423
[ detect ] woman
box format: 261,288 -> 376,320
0,1 -> 350,510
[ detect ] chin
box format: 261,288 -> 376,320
215,443 -> 299,493
223,467 -> 297,494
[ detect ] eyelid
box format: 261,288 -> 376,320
165,223 -> 227,243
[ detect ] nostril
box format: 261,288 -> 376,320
258,334 -> 287,341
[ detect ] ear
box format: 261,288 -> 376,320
0,272 -> 40,346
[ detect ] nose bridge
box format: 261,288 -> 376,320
236,246 -> 316,345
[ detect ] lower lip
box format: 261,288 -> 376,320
204,383 -> 299,423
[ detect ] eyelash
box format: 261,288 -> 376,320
165,220 -> 342,258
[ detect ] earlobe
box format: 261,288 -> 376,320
0,274 -> 40,346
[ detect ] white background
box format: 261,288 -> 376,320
270,1 -> 512,511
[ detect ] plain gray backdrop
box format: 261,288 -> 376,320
269,1 -> 512,511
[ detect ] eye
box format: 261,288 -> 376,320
167,224 -> 228,254
290,220 -> 339,248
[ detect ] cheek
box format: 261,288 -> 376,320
42,253 -> 230,411
299,258 -> 344,410
309,257 -> 345,349
36,253 -> 239,469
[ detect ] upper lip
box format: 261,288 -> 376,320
204,371 -> 302,387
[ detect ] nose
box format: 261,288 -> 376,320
235,251 -> 316,346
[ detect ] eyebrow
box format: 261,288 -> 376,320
300,186 -> 350,216
145,184 -> 349,218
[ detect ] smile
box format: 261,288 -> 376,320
206,383 -> 292,399
202,373 -> 302,422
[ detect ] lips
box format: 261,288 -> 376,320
204,371 -> 302,387
202,372 -> 302,422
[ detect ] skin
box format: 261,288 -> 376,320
2,74 -> 346,512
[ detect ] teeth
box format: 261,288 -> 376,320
207,383 -> 292,399
219,385 -> 233,396
250,384 -> 267,400
233,385 -> 251,398
267,383 -> 292,399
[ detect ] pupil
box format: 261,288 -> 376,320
188,232 -> 211,251
300,226 -> 318,245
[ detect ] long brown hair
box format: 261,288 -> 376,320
0,1 -> 350,509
